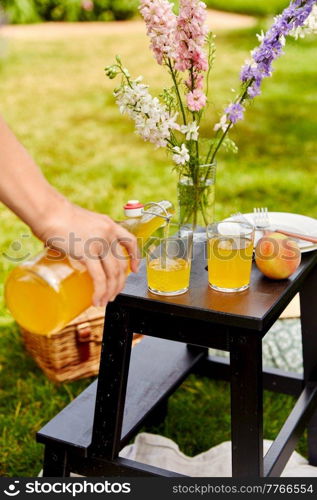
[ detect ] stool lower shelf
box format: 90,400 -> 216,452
37,337 -> 205,456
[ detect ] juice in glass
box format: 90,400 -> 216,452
147,225 -> 193,296
207,221 -> 254,292
147,257 -> 191,295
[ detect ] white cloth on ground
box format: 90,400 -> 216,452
119,433 -> 317,477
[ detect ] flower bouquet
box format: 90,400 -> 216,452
106,0 -> 317,230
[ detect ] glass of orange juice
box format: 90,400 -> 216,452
146,225 -> 193,296
207,221 -> 255,293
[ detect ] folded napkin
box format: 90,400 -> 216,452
120,433 -> 317,477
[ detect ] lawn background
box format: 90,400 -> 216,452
0,14 -> 317,476
2,0 -> 292,23
205,0 -> 289,17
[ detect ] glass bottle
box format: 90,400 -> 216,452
5,200 -> 174,335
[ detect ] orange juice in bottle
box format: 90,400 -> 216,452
120,200 -> 175,250
5,200 -> 174,335
5,250 -> 94,336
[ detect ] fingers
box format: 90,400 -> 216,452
116,225 -> 140,273
83,219 -> 139,307
100,251 -> 128,303
84,257 -> 108,307
115,244 -> 129,293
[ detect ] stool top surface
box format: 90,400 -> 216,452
118,243 -> 317,331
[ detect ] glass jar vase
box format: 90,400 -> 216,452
177,162 -> 217,231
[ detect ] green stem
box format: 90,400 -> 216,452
205,130 -> 219,165
209,122 -> 232,164
115,61 -> 133,88
195,140 -> 199,163
206,83 -> 251,164
167,59 -> 187,125
191,111 -> 200,163
179,169 -> 214,228
199,199 -> 209,226
202,162 -> 216,190
193,189 -> 198,229
205,32 -> 215,100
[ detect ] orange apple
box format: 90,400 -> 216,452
255,232 -> 301,280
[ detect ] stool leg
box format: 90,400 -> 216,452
42,445 -> 70,477
300,264 -> 317,465
230,333 -> 263,477
90,301 -> 133,460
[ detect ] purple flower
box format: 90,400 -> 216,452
216,1 -> 315,135
225,103 -> 245,124
239,0 -> 315,104
240,64 -> 258,82
247,81 -> 261,98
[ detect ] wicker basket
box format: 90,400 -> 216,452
21,307 -> 143,383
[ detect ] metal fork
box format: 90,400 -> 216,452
253,207 -> 270,230
253,207 -> 317,244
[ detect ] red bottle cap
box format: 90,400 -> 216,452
123,200 -> 144,217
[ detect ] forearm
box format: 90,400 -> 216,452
0,116 -> 139,305
0,115 -> 68,236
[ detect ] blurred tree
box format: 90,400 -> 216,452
1,0 -> 139,24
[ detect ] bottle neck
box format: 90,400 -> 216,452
142,201 -> 174,222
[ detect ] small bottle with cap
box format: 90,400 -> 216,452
119,199 -> 175,252
123,200 -> 145,218
119,200 -> 145,235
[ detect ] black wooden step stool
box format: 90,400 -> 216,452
37,244 -> 317,477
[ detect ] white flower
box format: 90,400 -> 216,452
180,121 -> 199,141
256,30 -> 265,43
115,80 -> 179,148
172,144 -> 190,165
214,114 -> 228,132
290,5 -> 317,39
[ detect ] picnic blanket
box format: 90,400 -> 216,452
42,432 -> 317,477
119,433 -> 317,477
210,318 -> 303,374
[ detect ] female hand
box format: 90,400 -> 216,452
33,200 -> 139,307
0,115 -> 139,306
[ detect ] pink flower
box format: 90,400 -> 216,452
194,73 -> 204,89
185,72 -> 204,90
187,89 -> 207,111
175,0 -> 209,76
140,1 -> 209,113
174,0 -> 209,111
139,0 -> 177,65
192,50 -> 208,72
81,0 -> 94,11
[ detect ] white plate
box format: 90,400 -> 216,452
226,212 -> 317,253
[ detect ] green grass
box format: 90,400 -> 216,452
0,324 -> 307,476
205,0 -> 289,17
143,376 -> 305,459
0,24 -> 316,476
